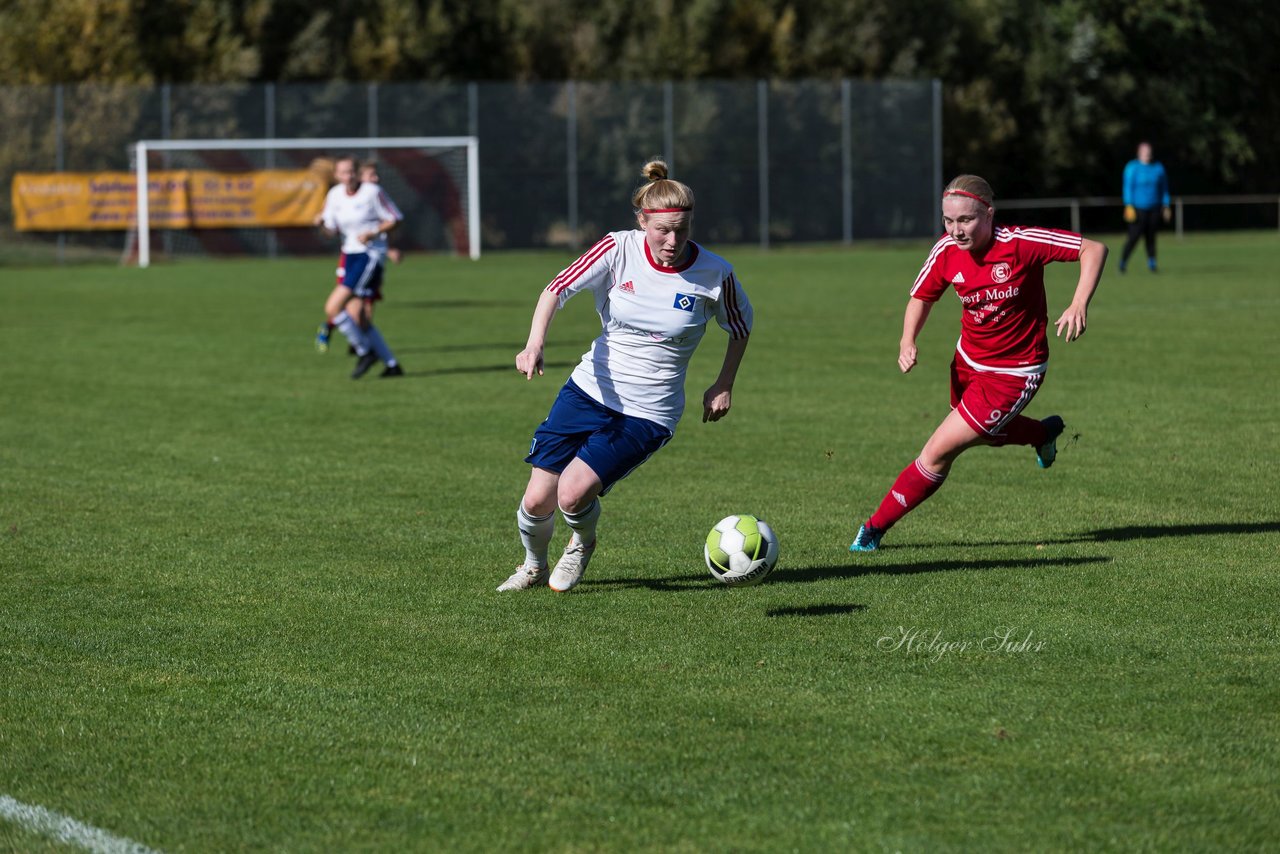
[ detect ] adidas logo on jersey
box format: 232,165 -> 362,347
952,272 -> 966,283
619,280 -> 635,293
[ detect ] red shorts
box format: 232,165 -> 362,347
949,356 -> 1045,441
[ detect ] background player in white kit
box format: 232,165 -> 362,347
359,161 -> 403,265
314,155 -> 405,379
498,160 -> 754,592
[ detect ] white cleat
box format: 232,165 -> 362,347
496,563 -> 549,592
549,539 -> 596,592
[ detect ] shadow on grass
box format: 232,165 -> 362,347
399,360 -> 575,378
1088,522 -> 1280,541
586,576 -> 712,593
782,554 -> 1110,582
591,555 -> 1109,592
392,341 -> 580,355
394,299 -> 525,310
929,521 -> 1280,548
393,341 -> 526,354
766,604 -> 867,618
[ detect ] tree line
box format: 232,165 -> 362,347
2,0 -> 1276,198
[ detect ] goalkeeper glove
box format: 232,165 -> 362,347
1123,205 -> 1137,223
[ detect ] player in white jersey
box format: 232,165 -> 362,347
498,160 -> 754,593
359,162 -> 403,265
313,155 -> 405,379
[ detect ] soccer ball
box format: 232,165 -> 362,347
704,514 -> 779,586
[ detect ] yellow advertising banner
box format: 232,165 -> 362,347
12,169 -> 330,231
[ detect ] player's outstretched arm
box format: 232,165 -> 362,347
899,298 -> 932,373
358,218 -> 399,245
516,289 -> 561,380
1055,238 -> 1108,343
703,335 -> 750,422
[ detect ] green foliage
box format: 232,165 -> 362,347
0,0 -> 152,84
0,1 -> 1275,215
939,0 -> 1278,194
1,236 -> 1278,848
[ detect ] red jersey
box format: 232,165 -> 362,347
910,225 -> 1082,370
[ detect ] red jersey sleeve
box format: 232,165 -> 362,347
909,235 -> 953,302
1005,226 -> 1082,265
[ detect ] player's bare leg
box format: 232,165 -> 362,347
315,285 -> 350,353
324,286 -> 353,326
918,409 -> 989,477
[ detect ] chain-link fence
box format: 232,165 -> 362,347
1,79 -> 940,262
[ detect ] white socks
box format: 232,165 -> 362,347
560,498 -> 600,546
518,498 -> 601,568
517,503 -> 555,569
363,324 -> 398,367
333,312 -> 397,366
332,311 -> 368,356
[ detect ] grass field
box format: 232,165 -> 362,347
2,232 -> 1278,851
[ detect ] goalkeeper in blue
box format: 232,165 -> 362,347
498,160 -> 754,593
1119,141 -> 1171,273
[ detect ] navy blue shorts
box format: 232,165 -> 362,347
341,252 -> 385,299
525,380 -> 673,495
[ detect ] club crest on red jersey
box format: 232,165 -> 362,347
991,262 -> 1012,283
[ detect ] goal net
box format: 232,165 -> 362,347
127,137 -> 479,267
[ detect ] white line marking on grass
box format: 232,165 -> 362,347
0,795 -> 161,854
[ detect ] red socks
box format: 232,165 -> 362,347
865,418 -> 1047,532
993,415 -> 1047,448
868,459 -> 947,531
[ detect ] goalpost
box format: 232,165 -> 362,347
131,136 -> 481,267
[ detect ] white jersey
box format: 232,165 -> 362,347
546,230 -> 753,431
320,182 -> 403,260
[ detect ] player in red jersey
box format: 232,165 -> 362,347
849,174 -> 1108,551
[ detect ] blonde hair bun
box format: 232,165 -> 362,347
632,159 -> 694,213
642,160 -> 669,182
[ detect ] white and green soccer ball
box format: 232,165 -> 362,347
704,514 -> 779,586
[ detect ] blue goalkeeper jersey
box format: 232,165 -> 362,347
1123,159 -> 1170,210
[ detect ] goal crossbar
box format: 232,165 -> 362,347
132,136 -> 481,266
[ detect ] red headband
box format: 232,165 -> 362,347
943,189 -> 992,208
641,207 -> 692,214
